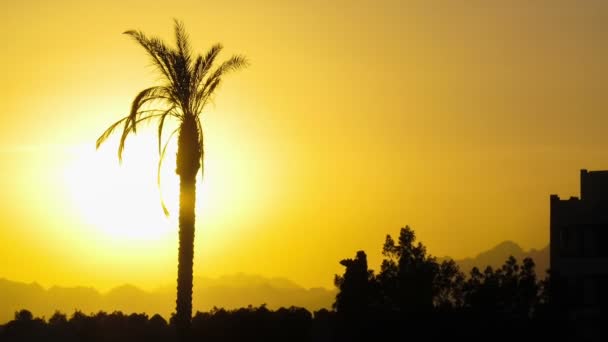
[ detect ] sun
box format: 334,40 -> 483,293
63,133 -> 180,241
61,121 -> 262,247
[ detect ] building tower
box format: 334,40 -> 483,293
550,169 -> 608,315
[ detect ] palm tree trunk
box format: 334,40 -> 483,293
176,174 -> 196,340
174,115 -> 201,341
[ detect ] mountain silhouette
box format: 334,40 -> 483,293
441,241 -> 549,276
0,274 -> 335,324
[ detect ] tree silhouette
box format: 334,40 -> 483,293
333,251 -> 379,341
328,226 -> 572,341
434,259 -> 465,310
96,19 -> 247,339
378,226 -> 438,313
333,251 -> 377,316
463,256 -> 539,317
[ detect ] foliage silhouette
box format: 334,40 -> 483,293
96,19 -> 247,340
330,226 -> 593,341
463,256 -> 539,317
378,226 -> 439,313
434,258 -> 465,310
333,251 -> 377,316
0,306 -> 314,342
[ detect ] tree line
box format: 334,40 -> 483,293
331,226 -> 565,341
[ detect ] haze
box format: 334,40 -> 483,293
0,0 -> 607,292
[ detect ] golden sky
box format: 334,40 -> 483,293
0,0 -> 607,291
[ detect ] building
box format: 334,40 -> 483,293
550,169 -> 608,315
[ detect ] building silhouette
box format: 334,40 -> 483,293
550,169 -> 608,316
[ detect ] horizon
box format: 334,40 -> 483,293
0,238 -> 550,325
1,237 -> 550,293
1,0 -> 607,298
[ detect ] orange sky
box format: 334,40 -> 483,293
0,0 -> 607,291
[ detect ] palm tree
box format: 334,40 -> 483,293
96,20 -> 247,338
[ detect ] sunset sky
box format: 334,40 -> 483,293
1,0 -> 607,291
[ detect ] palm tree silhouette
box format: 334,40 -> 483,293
96,20 -> 247,338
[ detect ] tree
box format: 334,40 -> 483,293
434,259 -> 465,310
333,251 -> 377,316
333,251 -> 378,342
463,256 -> 539,317
96,20 -> 247,339
378,226 -> 439,313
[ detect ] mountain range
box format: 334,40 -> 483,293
0,273 -> 335,324
442,240 -> 549,277
0,241 -> 548,324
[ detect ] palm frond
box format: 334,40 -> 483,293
208,55 -> 249,84
196,117 -> 205,181
193,79 -> 220,115
151,37 -> 180,89
171,49 -> 192,112
123,30 -> 172,82
198,44 -> 223,80
173,19 -> 192,67
206,78 -> 221,98
157,128 -> 179,216
192,55 -> 248,114
188,55 -> 204,112
97,111 -> 172,151
116,112 -> 177,162
123,29 -> 185,99
200,55 -> 248,102
189,44 -> 222,112
128,86 -> 171,133
96,116 -> 128,149
158,106 -> 176,155
190,55 -> 203,85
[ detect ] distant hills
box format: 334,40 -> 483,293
0,274 -> 335,324
444,241 -> 549,277
0,241 -> 549,324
